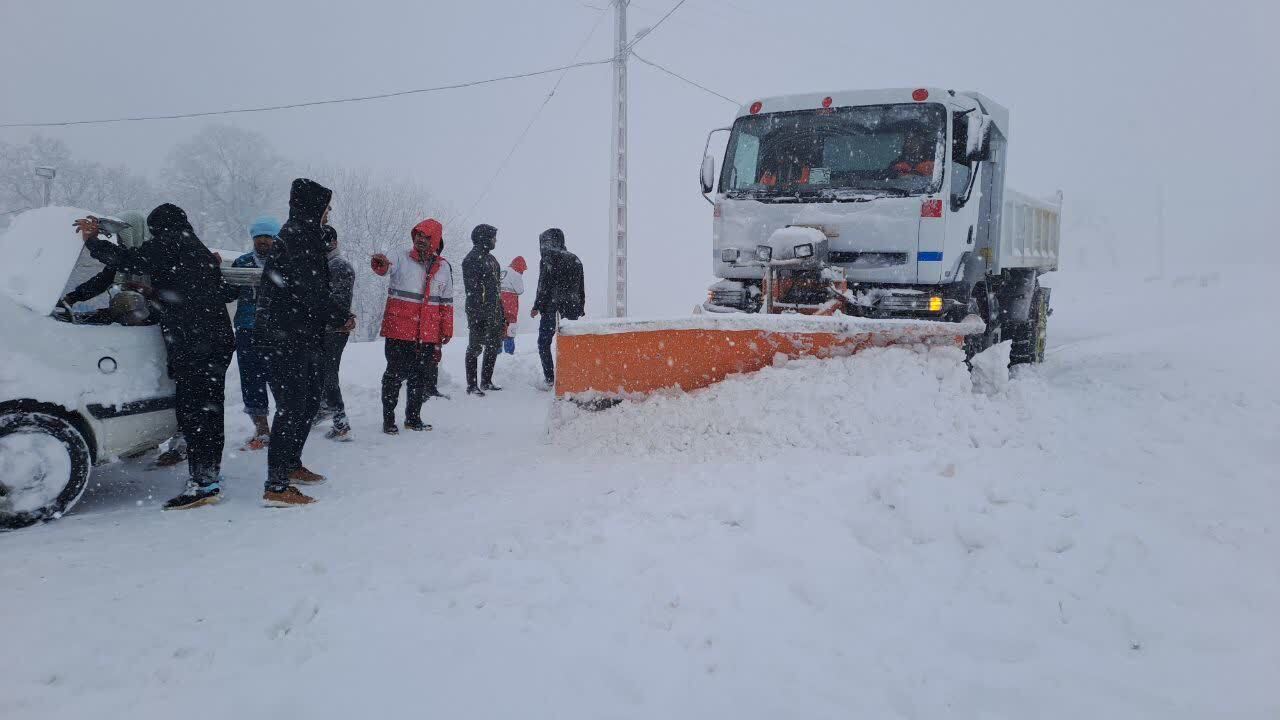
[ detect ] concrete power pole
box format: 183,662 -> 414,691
607,0 -> 629,317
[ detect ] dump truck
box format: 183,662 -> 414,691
555,88 -> 1061,403
699,87 -> 1061,362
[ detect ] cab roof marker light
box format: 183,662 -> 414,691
749,101 -> 763,114
912,88 -> 929,102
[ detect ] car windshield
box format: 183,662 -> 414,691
720,103 -> 947,199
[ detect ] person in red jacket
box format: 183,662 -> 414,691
499,255 -> 526,354
371,218 -> 453,435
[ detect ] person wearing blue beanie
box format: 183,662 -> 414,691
232,216 -> 282,449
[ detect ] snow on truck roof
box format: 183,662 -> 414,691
735,88 -> 1010,138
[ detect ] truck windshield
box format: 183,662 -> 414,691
720,103 -> 947,199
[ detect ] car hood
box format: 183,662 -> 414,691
0,207 -> 116,314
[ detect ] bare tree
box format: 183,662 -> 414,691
163,124 -> 291,250
318,167 -> 459,342
0,136 -> 156,222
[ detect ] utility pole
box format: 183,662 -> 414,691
607,0 -> 629,317
35,166 -> 56,207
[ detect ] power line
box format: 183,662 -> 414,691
463,11 -> 610,221
0,59 -> 615,129
1,206 -> 32,217
627,0 -> 689,50
632,52 -> 739,106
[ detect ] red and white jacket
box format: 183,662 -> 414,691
376,246 -> 454,344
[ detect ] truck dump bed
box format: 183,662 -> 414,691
1000,189 -> 1062,271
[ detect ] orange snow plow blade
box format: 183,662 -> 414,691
555,314 -> 984,401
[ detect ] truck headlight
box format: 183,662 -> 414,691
928,296 -> 943,312
794,243 -> 814,258
755,245 -> 773,262
720,248 -> 740,263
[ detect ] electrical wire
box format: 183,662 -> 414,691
462,11 -> 610,221
0,59 -> 614,129
626,0 -> 688,50
631,52 -> 739,105
1,206 -> 32,216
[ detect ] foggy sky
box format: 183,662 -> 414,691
2,0 -> 1276,316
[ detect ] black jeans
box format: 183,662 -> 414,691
537,312 -> 558,383
465,323 -> 501,389
266,348 -> 322,491
382,338 -> 436,423
172,354 -> 231,485
319,332 -> 350,429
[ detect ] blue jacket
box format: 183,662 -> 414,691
232,251 -> 268,330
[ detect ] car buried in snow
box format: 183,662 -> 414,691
0,207 -> 253,529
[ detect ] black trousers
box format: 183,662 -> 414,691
537,312 -> 558,383
172,354 -> 231,484
266,348 -> 322,490
319,332 -> 350,426
465,324 -> 501,388
382,338 -> 436,423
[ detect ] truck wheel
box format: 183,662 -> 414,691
963,290 -> 1001,360
1010,287 -> 1050,365
0,411 -> 92,530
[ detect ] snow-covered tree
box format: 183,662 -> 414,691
163,124 -> 291,250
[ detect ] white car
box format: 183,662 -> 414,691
0,207 -> 178,529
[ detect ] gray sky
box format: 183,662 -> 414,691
2,0 -> 1277,315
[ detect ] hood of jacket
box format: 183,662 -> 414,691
287,178 -> 333,226
510,255 -> 527,273
147,203 -> 195,239
412,218 -> 444,256
538,227 -> 565,253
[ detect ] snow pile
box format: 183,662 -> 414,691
552,344 -> 1020,460
970,339 -> 1011,394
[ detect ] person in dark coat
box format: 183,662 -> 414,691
462,223 -> 505,396
254,178 -> 354,507
531,227 -> 585,388
82,204 -> 237,509
318,224 -> 356,441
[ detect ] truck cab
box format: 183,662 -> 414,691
700,87 -> 1059,361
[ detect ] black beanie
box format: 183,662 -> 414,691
472,223 -> 497,246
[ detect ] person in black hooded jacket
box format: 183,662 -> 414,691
83,203 -> 237,509
254,178 -> 354,507
531,228 -> 585,387
462,223 -> 505,395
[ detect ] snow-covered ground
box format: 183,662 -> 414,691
2,265 -> 1277,719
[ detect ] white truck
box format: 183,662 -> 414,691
698,87 -> 1061,362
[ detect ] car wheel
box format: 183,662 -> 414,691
0,411 -> 92,530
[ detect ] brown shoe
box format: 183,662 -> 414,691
288,466 -> 327,485
263,486 -> 316,508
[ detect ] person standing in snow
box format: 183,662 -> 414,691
499,256 -> 527,354
232,217 -> 281,451
531,228 -> 585,388
371,218 -> 453,434
318,224 -> 356,441
255,178 -> 355,507
462,223 -> 505,396
80,205 -> 238,509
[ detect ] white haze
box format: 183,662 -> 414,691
1,0 -> 1276,316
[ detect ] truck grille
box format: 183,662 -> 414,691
830,251 -> 908,267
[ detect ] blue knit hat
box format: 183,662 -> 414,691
249,216 -> 282,239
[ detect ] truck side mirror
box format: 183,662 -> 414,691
966,114 -> 991,161
700,155 -> 716,195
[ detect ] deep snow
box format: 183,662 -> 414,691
1,266 -> 1277,719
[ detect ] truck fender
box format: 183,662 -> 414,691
996,268 -> 1038,324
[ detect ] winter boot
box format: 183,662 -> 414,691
242,433 -> 270,451
163,480 -> 220,510
288,466 -> 327,486
480,382 -> 503,392
466,385 -> 486,397
404,417 -> 433,432
427,389 -> 451,400
263,486 -> 316,508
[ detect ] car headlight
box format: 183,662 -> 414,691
720,248 -> 740,263
794,243 -> 814,258
755,245 -> 773,262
